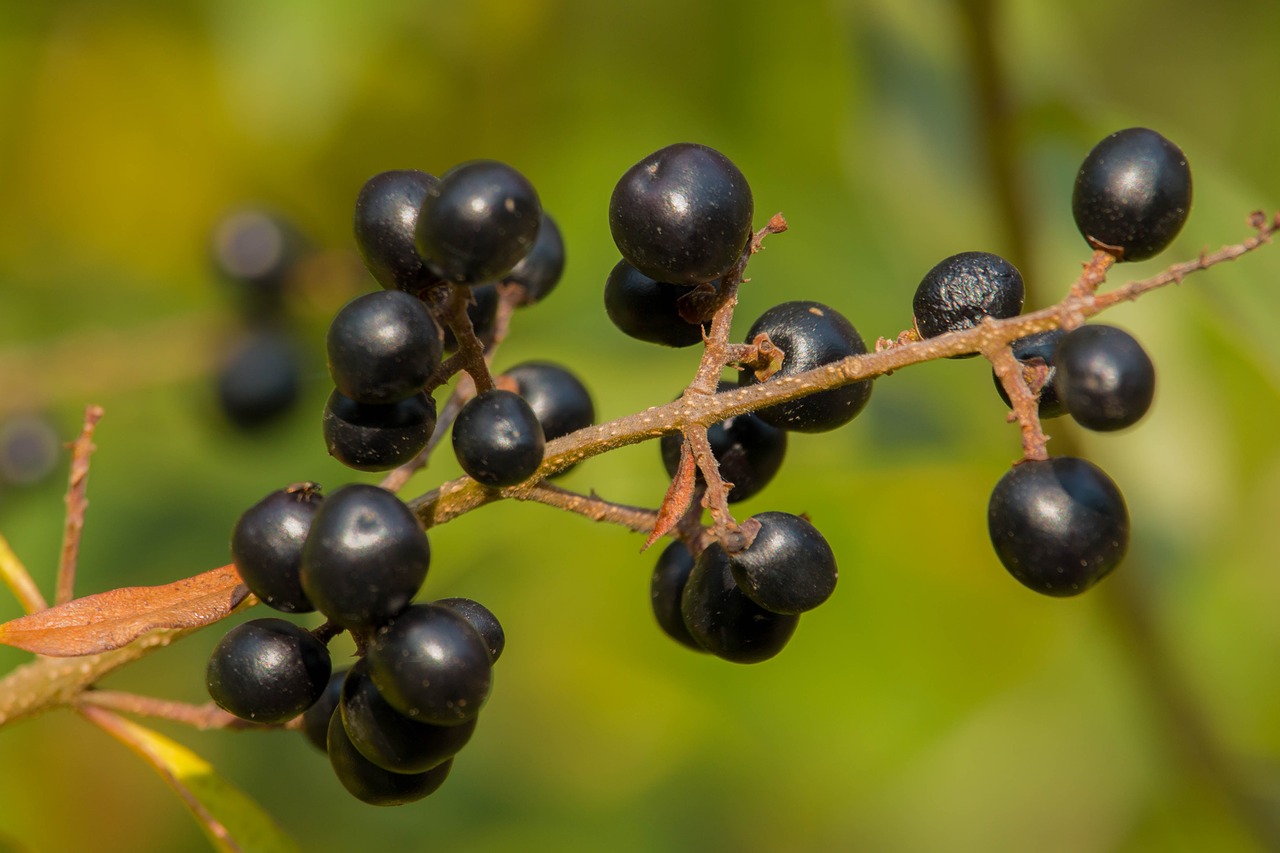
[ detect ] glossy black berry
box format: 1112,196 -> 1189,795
353,169 -> 440,292
506,211 -> 565,305
988,457 -> 1129,597
230,483 -> 323,613
452,389 -> 545,487
991,329 -> 1069,420
434,597 -> 505,663
604,260 -> 706,348
299,484 -> 430,630
340,658 -> 477,774
912,251 -> 1024,345
609,143 -> 753,285
681,545 -> 799,664
440,282 -> 500,351
727,512 -> 837,615
326,291 -> 442,404
322,390 -> 436,472
737,301 -> 872,432
650,541 -> 704,652
416,160 -> 541,285
327,711 -> 453,806
1055,324 -> 1155,432
206,618 -> 332,724
302,668 -> 347,752
216,330 -> 302,430
501,361 -> 594,443
659,388 -> 787,503
366,603 -> 494,725
1072,128 -> 1192,262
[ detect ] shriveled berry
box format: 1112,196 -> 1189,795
353,169 -> 440,292
206,618 -> 332,724
681,545 -> 799,664
300,484 -> 430,630
727,512 -> 837,615
322,390 -> 436,472
327,712 -> 453,806
452,389 -> 545,487
610,143 -> 753,285
1072,128 -> 1192,262
1055,324 -> 1155,432
604,260 -> 706,347
230,483 -> 323,613
737,301 -> 872,432
326,291 -> 442,404
988,456 -> 1129,596
650,541 -> 704,652
912,251 -> 1024,345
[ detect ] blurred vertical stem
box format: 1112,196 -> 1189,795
957,0 -> 1280,846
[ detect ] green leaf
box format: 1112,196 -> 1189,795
83,707 -> 299,853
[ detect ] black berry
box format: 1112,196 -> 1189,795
366,603 -> 494,725
1055,324 -> 1155,432
1072,128 -> 1192,262
434,597 -> 505,663
609,143 -> 753,285
299,484 -> 430,630
726,512 -> 837,615
991,329 -> 1069,420
988,456 -> 1129,596
302,668 -> 347,752
211,209 -> 304,319
506,211 -> 565,305
912,251 -> 1024,345
452,389 -> 545,487
230,483 -> 323,613
501,361 -> 594,443
416,160 -> 541,285
322,390 -> 436,472
737,301 -> 872,432
353,169 -> 440,293
206,618 -> 332,724
650,541 -> 704,652
327,711 -> 453,806
326,290 -> 442,404
604,260 -> 706,348
681,545 -> 799,664
216,330 -> 302,430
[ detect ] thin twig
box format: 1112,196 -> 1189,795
78,690 -> 285,731
57,405 -> 104,606
985,340 -> 1049,462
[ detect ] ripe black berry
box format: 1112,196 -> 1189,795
299,484 -> 430,630
506,211 -> 565,305
434,597 -> 506,663
501,361 -> 594,443
1055,324 -> 1155,432
353,169 -> 440,293
649,541 -> 704,652
366,603 -> 493,725
988,456 -> 1129,596
302,669 -> 347,752
609,143 -> 753,285
659,386 -> 787,503
327,711 -> 453,806
912,251 -> 1024,344
340,658 -> 477,774
216,330 -> 302,430
452,389 -> 545,487
322,390 -> 436,472
416,160 -> 541,285
327,290 -> 442,404
991,329 -> 1068,420
681,545 -> 799,664
726,512 -> 837,615
1072,128 -> 1192,262
230,483 -> 323,613
206,618 -> 332,724
604,260 -> 707,347
737,301 -> 872,432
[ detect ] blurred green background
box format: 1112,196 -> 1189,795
2,0 -> 1279,850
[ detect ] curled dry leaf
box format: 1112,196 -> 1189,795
0,564 -> 248,657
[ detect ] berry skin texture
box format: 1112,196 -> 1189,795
434,597 -> 506,663
415,160 -> 541,285
988,457 -> 1129,597
650,541 -> 704,652
327,711 -> 453,806
206,618 -> 332,724
737,301 -> 872,432
992,329 -> 1069,420
506,211 -> 566,306
299,484 -> 430,630
604,260 -> 707,347
727,512 -> 837,615
659,388 -> 787,503
1055,324 -> 1155,432
322,390 -> 437,472
681,545 -> 799,664
452,389 -> 546,487
353,169 -> 440,292
230,483 -> 323,613
912,251 -> 1024,344
1072,128 -> 1192,262
366,603 -> 494,725
609,143 -> 753,285
326,290 -> 442,404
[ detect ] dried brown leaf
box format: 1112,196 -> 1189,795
0,564 -> 248,656
644,441 -> 697,551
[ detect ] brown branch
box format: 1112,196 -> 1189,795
57,405 -> 104,606
985,341 -> 1049,462
520,482 -> 661,536
77,690 -> 284,731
